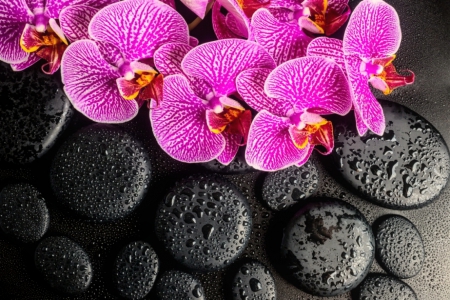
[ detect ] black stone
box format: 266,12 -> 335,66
50,124 -> 151,222
375,215 -> 424,279
262,162 -> 319,211
113,241 -> 159,300
155,175 -> 252,272
280,198 -> 374,297
231,260 -> 276,300
331,100 -> 450,210
35,236 -> 92,294
155,270 -> 205,300
356,274 -> 418,300
0,183 -> 49,243
0,62 -> 73,164
201,148 -> 254,174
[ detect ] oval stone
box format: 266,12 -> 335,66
231,260 -> 276,300
356,274 -> 418,300
201,148 -> 254,174
155,270 -> 205,300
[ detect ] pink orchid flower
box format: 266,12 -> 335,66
307,0 -> 415,136
150,39 -> 275,165
0,0 -> 118,74
236,56 -> 352,171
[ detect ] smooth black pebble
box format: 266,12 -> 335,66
231,260 -> 276,300
113,241 -> 159,299
375,215 -> 424,278
155,175 -> 252,272
0,183 -> 49,243
155,270 -> 204,300
50,124 -> 151,222
356,274 -> 418,300
35,236 -> 92,294
280,198 -> 374,297
331,100 -> 450,209
262,162 -> 318,211
0,62 -> 73,164
201,148 -> 254,174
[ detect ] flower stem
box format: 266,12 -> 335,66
188,0 -> 215,31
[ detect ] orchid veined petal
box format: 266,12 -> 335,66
343,0 -> 401,57
95,41 -> 123,67
225,12 -> 248,38
265,56 -> 352,116
181,39 -> 275,97
26,0 -> 44,11
59,5 -> 98,43
61,39 -> 139,123
10,52 -> 41,71
180,0 -> 210,18
217,132 -> 241,165
354,109 -> 369,136
212,1 -> 241,39
217,0 -> 252,39
307,37 -> 346,74
44,0 -> 118,19
245,110 -> 313,172
89,0 -> 189,62
154,42 -> 193,76
150,74 -> 226,163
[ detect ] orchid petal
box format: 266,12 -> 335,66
182,39 -> 275,97
48,18 -> 68,44
245,110 -> 312,171
95,41 -> 123,67
217,132 -> 241,165
206,109 -> 229,134
116,77 -> 141,100
89,0 -> 189,62
154,42 -> 193,76
10,52 -> 40,71
252,8 -> 313,65
325,1 -> 351,36
59,5 -> 98,43
212,1 -> 241,39
343,0 -> 401,57
265,56 -> 352,115
354,109 -> 369,136
44,0 -> 118,19
159,0 -> 176,9
306,37 -> 346,74
189,36 -> 199,47
225,12 -> 248,38
26,0 -> 44,11
216,0 -> 251,39
61,40 -> 139,123
180,0 -> 209,18
20,24 -> 44,53
150,74 -> 226,163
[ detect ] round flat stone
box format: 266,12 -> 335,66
262,162 -> 318,211
280,198 -> 374,297
35,236 -> 92,294
0,183 -> 49,243
113,241 -> 159,299
155,175 -> 252,272
201,148 -> 254,174
356,274 -> 418,300
155,270 -> 204,300
331,100 -> 450,209
50,124 -> 151,222
231,260 -> 276,300
0,62 -> 73,164
374,215 -> 424,278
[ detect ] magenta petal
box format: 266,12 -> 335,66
61,40 -> 139,123
216,0 -> 251,39
59,5 -> 98,43
354,109 -> 369,136
44,0 -> 118,19
252,8 -> 313,65
212,1 -> 241,39
225,12 -> 248,38
10,52 -> 40,71
95,41 -> 123,67
189,36 -> 199,47
26,0 -> 44,11
89,0 -> 189,62
180,0 -> 209,18
343,0 -> 401,57
217,132 -> 240,165
245,110 -> 312,171
307,37 -> 346,75
150,74 -> 226,163
265,56 -> 352,115
182,39 -> 275,96
154,42 -> 193,76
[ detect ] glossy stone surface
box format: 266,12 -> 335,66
201,148 -> 254,174
35,236 -> 92,294
0,62 -> 73,164
280,198 -> 374,296
262,162 -> 319,211
113,241 -> 159,299
0,183 -> 49,243
375,215 -> 424,278
356,274 -> 418,300
50,124 -> 151,222
332,100 -> 450,210
155,175 -> 252,272
231,260 -> 276,300
155,270 -> 204,300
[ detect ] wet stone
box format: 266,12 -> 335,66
356,274 -> 418,300
50,124 -> 151,222
113,241 -> 159,300
280,198 -> 374,297
374,215 -> 424,279
155,175 -> 252,272
155,270 -> 205,300
331,100 -> 450,209
0,183 -> 49,243
35,236 -> 92,294
231,260 -> 276,300
201,148 -> 255,174
0,62 -> 73,164
262,162 -> 319,211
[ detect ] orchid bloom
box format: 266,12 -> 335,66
307,0 -> 415,136
236,56 -> 352,171
150,39 -> 275,165
0,0 -> 118,74
61,0 -> 189,123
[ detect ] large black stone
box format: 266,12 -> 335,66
155,270 -> 205,300
231,260 -> 276,300
201,148 -> 255,174
355,274 -> 418,300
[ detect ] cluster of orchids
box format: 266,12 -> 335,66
0,0 -> 414,171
